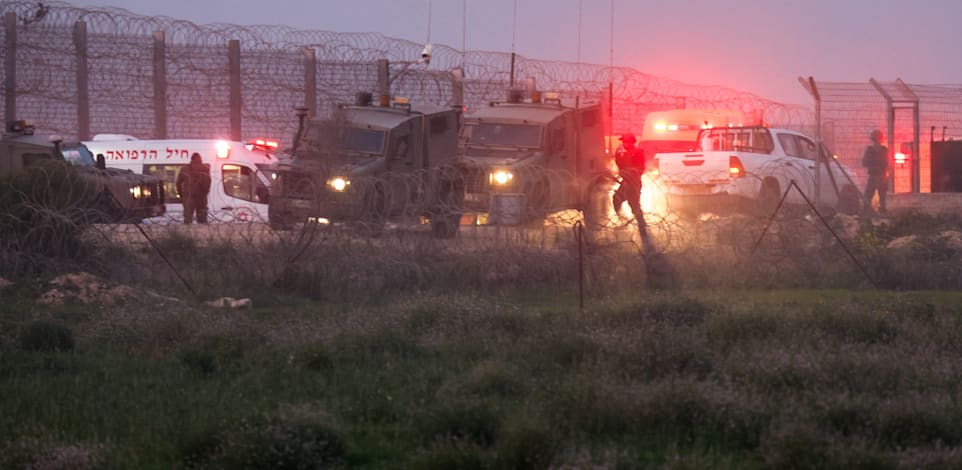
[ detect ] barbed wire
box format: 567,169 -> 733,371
0,0 -> 812,146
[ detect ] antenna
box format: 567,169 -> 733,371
420,0 -> 433,64
426,0 -> 432,44
577,0 -> 582,96
512,0 -> 518,55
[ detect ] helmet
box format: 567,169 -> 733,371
620,133 -> 636,143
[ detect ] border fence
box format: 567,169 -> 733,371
1,0 -> 960,195
1,0 -> 811,147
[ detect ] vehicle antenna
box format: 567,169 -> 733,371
577,0 -> 582,97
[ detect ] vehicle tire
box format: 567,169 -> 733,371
837,185 -> 861,215
755,178 -> 781,216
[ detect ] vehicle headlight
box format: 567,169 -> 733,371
327,177 -> 350,192
489,170 -> 514,186
130,185 -> 152,199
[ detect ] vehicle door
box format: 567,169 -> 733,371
775,133 -> 823,205
385,125 -> 415,212
220,163 -> 269,222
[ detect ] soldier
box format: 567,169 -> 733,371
176,153 -> 212,224
612,132 -> 645,222
862,129 -> 889,215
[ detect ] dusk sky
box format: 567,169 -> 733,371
74,0 -> 962,105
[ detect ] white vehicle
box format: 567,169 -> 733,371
654,126 -> 861,215
84,135 -> 284,223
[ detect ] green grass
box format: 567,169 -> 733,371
4,289 -> 962,468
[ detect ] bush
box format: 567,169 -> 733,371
19,321 -> 75,352
409,440 -> 487,470
182,410 -> 346,469
494,418 -> 559,470
416,400 -> 501,447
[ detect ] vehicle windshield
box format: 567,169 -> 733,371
465,123 -> 542,149
338,127 -> 385,155
61,144 -> 96,166
299,122 -> 385,158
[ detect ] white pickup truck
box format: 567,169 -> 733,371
653,126 -> 861,215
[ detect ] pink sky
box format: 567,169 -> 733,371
72,0 -> 962,105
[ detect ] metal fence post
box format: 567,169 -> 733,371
4,12 -> 16,128
73,21 -> 90,141
229,39 -> 242,141
303,47 -> 316,117
153,30 -> 167,139
376,59 -> 389,99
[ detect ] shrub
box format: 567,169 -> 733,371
292,343 -> 334,372
416,400 -> 501,447
0,437 -> 105,470
409,440 -> 487,470
19,321 -> 75,352
494,418 -> 559,470
178,335 -> 247,376
182,410 -> 346,469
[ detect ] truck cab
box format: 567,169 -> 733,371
0,121 -> 166,222
461,91 -> 611,225
269,94 -> 464,237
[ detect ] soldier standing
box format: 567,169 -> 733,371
862,129 -> 889,215
176,153 -> 212,224
613,133 -> 646,223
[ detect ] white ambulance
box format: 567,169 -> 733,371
84,135 -> 284,223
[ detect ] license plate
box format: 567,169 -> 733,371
465,193 -> 483,203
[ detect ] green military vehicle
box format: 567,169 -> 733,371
460,90 -> 612,226
0,120 -> 166,222
268,94 -> 464,237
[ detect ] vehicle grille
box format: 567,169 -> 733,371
463,166 -> 488,195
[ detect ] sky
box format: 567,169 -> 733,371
72,0 -> 962,105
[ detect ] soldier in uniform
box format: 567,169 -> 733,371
176,153 -> 212,224
862,129 -> 889,215
612,132 -> 646,222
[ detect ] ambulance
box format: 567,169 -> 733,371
83,135 -> 284,223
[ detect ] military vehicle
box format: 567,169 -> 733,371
460,90 -> 612,225
0,120 -> 166,222
268,93 -> 464,237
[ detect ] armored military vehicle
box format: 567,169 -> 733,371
460,90 -> 612,225
268,94 -> 464,237
0,120 -> 166,222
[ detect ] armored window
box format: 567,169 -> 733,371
22,152 -> 54,167
430,116 -> 449,135
551,128 -> 565,151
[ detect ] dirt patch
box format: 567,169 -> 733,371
37,272 -> 181,306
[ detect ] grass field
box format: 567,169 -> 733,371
4,284 -> 962,469
4,202 -> 962,468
